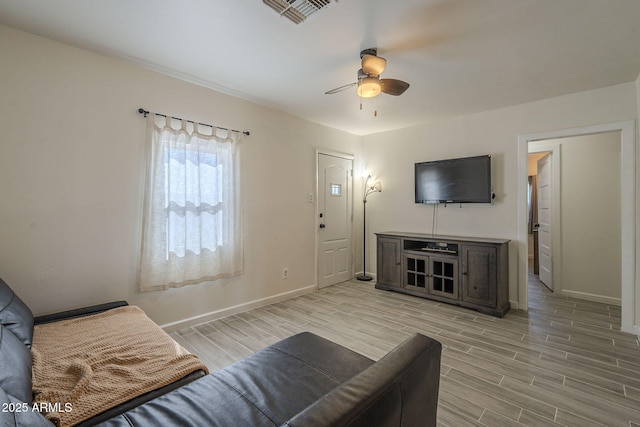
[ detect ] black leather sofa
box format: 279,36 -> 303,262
0,277 -> 442,426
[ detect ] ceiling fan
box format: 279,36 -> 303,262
325,48 -> 410,98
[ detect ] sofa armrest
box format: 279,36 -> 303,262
34,301 -> 129,324
283,333 -> 442,427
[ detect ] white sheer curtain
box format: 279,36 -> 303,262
138,114 -> 243,292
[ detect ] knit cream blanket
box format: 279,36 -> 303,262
31,305 -> 208,427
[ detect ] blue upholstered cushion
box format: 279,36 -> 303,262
0,325 -> 32,403
0,277 -> 34,348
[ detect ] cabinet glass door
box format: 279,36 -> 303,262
429,257 -> 458,299
404,254 -> 428,292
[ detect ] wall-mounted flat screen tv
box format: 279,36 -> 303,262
415,155 -> 492,204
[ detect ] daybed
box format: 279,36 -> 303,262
0,277 -> 442,426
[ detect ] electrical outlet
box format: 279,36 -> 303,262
282,268 -> 289,279
307,193 -> 314,203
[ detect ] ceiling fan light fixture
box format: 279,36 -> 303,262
357,77 -> 381,98
361,54 -> 386,77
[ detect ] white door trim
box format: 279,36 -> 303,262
517,121 -> 636,334
315,149 -> 355,290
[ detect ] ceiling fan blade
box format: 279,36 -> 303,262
324,82 -> 357,95
380,79 -> 410,96
361,54 -> 387,77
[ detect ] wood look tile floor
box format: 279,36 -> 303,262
171,271 -> 640,426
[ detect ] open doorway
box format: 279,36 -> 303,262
527,134 -> 621,304
517,121 -> 636,334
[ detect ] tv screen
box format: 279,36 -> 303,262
415,155 -> 492,204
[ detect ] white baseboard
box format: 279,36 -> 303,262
560,289 -> 621,306
160,285 -> 317,333
509,300 -> 519,310
621,322 -> 640,335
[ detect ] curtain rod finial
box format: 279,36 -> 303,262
138,108 -> 149,118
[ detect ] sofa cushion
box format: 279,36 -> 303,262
0,325 -> 32,403
0,277 -> 34,348
0,387 -> 52,427
267,332 -> 375,382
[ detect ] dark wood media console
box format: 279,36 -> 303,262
375,232 -> 510,317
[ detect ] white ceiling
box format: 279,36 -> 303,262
1,0 -> 639,135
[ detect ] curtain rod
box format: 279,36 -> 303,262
137,108 -> 250,136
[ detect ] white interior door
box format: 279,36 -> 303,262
537,153 -> 553,289
317,153 -> 353,288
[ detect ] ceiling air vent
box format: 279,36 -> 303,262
263,0 -> 333,24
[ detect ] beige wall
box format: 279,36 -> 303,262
527,152 -> 547,176
0,25 -> 362,327
362,82 -> 637,309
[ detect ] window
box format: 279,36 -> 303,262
138,117 -> 243,291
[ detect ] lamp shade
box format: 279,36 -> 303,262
357,77 -> 381,98
361,54 -> 387,77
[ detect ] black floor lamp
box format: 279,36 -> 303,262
356,175 -> 382,281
